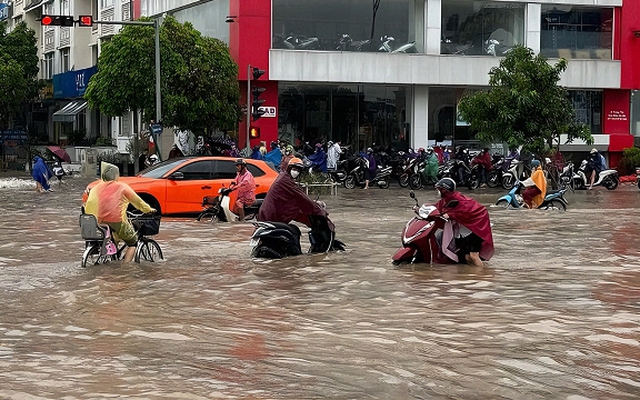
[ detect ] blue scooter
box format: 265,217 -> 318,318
496,181 -> 569,211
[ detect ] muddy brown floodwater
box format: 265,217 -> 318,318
0,175 -> 639,399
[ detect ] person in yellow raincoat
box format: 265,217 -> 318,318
84,162 -> 156,262
521,159 -> 547,209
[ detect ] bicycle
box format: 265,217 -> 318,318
80,211 -> 163,268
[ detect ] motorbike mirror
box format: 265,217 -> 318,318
168,171 -> 184,180
446,199 -> 459,208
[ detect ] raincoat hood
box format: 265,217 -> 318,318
101,162 -> 120,182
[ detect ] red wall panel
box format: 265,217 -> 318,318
620,0 -> 640,89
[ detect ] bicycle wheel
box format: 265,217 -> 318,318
82,243 -> 100,268
135,239 -> 164,262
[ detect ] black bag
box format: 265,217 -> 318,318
132,215 -> 161,236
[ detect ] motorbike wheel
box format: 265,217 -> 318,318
378,180 -> 390,189
468,175 -> 479,190
487,171 -> 500,188
344,175 -> 357,189
398,173 -> 410,188
502,175 -> 514,190
545,199 -> 566,212
496,199 -> 510,209
604,177 -> 619,190
408,173 -> 422,190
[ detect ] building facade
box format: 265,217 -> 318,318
5,0 -> 640,166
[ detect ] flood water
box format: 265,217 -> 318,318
1,175 -> 639,399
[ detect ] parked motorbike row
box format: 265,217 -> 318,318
273,33 -> 417,53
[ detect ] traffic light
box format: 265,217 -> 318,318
40,15 -> 74,27
251,86 -> 266,121
250,126 -> 260,139
78,15 -> 93,27
252,67 -> 265,80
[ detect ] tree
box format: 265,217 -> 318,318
85,16 -> 241,135
457,45 -> 593,156
0,21 -> 40,131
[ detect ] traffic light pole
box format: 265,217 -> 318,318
246,64 -> 252,152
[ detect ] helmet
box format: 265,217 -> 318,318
435,178 -> 457,192
427,146 -> 434,151
234,158 -> 246,166
590,148 -> 598,154
288,157 -> 304,169
149,154 -> 158,160
531,159 -> 541,167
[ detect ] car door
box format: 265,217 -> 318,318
212,159 -> 239,203
165,159 -> 216,214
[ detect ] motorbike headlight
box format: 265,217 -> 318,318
417,205 -> 437,219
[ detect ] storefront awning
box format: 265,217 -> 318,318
52,100 -> 88,122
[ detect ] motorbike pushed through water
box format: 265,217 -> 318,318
196,185 -> 263,222
495,182 -> 569,211
574,159 -> 619,190
250,213 -> 346,259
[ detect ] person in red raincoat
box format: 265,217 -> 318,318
435,177 -> 494,267
257,157 -> 333,230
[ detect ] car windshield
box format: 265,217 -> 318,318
139,158 -> 191,179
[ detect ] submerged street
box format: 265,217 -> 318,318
1,175 -> 639,399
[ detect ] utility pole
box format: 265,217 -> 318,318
246,64 -> 251,152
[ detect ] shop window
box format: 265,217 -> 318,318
272,0 -> 419,53
569,91 -> 602,134
441,1 -> 524,56
541,6 -> 613,60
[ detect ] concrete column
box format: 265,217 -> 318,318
425,0 -> 441,55
412,86 -> 429,150
526,3 -> 541,54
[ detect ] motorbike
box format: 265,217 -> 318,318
328,159 -> 349,183
558,161 -> 576,192
196,186 -> 263,222
408,160 -> 439,190
344,157 -> 392,189
274,34 -> 320,50
397,157 -> 420,188
575,159 -> 619,190
250,214 -> 346,259
337,34 -> 372,52
392,191 -> 458,265
378,35 -> 418,53
495,182 -> 569,211
439,159 -> 479,190
500,159 -> 531,190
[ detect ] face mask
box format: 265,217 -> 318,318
436,189 -> 443,198
286,151 -> 291,155
290,170 -> 300,179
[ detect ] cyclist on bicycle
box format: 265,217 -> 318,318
84,161 -> 156,262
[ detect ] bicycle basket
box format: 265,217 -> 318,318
132,215 -> 161,236
79,214 -> 105,240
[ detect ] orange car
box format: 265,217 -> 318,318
83,156 -> 278,216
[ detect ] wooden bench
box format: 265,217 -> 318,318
300,182 -> 340,196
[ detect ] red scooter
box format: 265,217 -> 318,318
392,191 -> 458,265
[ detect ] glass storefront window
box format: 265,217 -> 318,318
272,0 -> 420,53
569,91 -> 602,134
541,6 -> 613,60
278,84 -> 409,151
441,1 -> 524,56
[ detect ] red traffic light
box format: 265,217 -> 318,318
79,15 -> 93,27
40,15 -> 74,27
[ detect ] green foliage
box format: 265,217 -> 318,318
458,45 -> 593,156
85,16 -> 241,134
617,147 -> 640,176
68,129 -> 87,145
0,21 -> 40,130
93,137 -> 114,147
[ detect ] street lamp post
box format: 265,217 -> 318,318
246,63 -> 252,151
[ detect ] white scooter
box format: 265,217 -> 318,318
196,186 -> 263,222
575,159 -> 619,190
